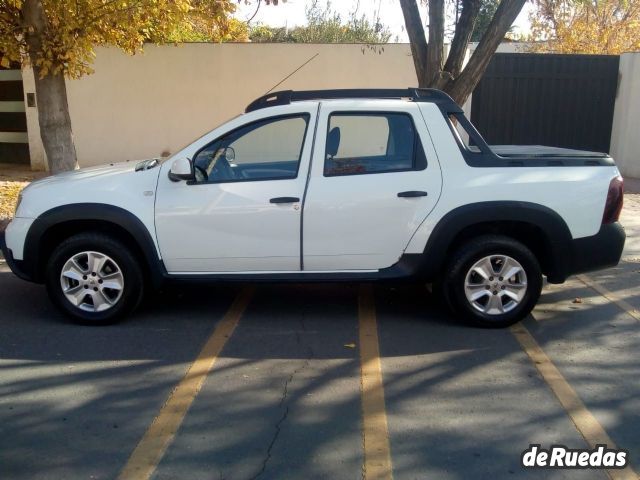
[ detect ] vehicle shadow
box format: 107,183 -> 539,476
0,269 -> 638,479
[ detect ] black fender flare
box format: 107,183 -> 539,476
413,201 -> 573,282
22,203 -> 165,286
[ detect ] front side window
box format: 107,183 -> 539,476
324,112 -> 427,176
193,114 -> 309,183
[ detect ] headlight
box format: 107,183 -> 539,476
14,191 -> 23,216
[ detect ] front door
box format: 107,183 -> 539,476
302,101 -> 443,271
156,106 -> 316,273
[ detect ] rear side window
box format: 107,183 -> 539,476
324,112 -> 427,176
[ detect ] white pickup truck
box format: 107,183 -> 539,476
1,89 -> 625,327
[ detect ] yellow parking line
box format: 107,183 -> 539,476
117,286 -> 254,480
358,284 -> 393,480
577,274 -> 640,324
510,322 -> 639,480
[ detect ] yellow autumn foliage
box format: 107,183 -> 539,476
529,0 -> 640,54
0,0 -> 244,79
0,180 -> 26,219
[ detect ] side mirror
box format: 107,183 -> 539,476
168,157 -> 194,182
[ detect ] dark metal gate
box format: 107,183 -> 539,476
471,53 -> 619,153
0,61 -> 29,165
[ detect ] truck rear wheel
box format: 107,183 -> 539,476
443,235 -> 542,328
45,232 -> 144,325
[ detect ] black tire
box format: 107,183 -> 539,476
45,232 -> 144,325
442,235 -> 542,328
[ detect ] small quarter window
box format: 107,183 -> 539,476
324,112 -> 427,176
448,113 -> 483,153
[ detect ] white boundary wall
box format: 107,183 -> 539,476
610,52 -> 640,180
24,43 -> 417,168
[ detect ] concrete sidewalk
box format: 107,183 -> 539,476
625,177 -> 640,194
0,163 -> 46,182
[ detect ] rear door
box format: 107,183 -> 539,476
302,100 -> 442,271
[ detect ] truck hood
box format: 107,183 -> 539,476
24,160 -> 159,192
17,160 -> 162,219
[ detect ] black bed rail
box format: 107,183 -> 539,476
245,88 -> 463,114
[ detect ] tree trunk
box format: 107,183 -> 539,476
22,0 -> 78,173
30,71 -> 78,173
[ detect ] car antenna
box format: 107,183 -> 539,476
263,53 -> 320,95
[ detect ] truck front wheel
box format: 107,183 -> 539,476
443,235 -> 542,328
45,232 -> 144,325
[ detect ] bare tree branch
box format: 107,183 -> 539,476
448,0 -> 526,105
440,0 -> 481,88
399,0 -> 428,86
426,0 -> 445,85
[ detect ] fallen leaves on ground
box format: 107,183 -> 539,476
0,181 -> 28,220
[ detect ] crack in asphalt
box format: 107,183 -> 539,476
250,313 -> 315,480
250,361 -> 309,480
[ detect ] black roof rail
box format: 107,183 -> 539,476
244,88 -> 463,114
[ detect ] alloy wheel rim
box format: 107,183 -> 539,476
464,254 -> 527,315
59,251 -> 124,312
